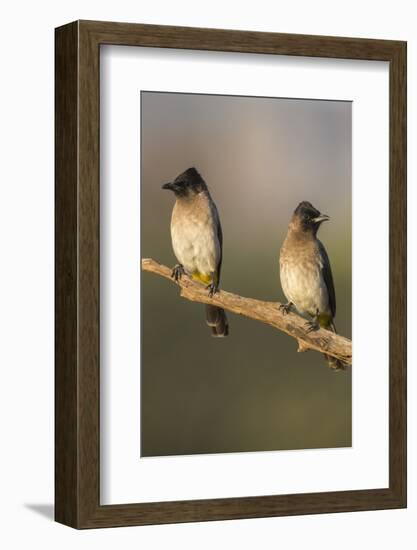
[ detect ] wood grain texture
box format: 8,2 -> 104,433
388,40 -> 407,506
55,20 -> 407,529
142,258 -> 352,364
55,21 -> 79,527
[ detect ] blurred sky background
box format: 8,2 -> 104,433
141,91 -> 352,457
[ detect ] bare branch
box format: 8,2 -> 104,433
141,258 -> 352,365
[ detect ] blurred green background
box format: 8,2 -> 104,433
140,91 -> 352,457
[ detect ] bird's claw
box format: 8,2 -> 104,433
171,264 -> 185,282
305,320 -> 319,334
279,302 -> 293,315
206,282 -> 219,298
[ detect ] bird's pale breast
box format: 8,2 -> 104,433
171,192 -> 220,278
280,237 -> 330,318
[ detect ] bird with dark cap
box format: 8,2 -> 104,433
279,201 -> 345,370
162,167 -> 229,337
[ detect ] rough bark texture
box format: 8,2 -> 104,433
142,258 -> 352,365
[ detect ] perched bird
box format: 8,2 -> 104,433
162,167 -> 229,337
279,201 -> 345,370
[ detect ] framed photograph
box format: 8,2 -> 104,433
55,20 -> 406,528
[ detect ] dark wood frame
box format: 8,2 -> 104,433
55,20 -> 407,529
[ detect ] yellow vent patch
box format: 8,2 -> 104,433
191,271 -> 212,285
318,313 -> 332,328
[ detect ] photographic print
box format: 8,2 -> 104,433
56,20 -> 406,528
141,91 -> 352,458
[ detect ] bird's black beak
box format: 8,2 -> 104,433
162,182 -> 173,190
313,214 -> 330,224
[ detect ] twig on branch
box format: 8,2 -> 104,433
141,258 -> 352,366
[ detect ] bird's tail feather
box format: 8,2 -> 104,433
324,322 -> 347,371
206,305 -> 229,337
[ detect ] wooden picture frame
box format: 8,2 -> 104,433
55,20 -> 407,529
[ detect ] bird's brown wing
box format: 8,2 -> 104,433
211,201 -> 223,282
318,239 -> 336,318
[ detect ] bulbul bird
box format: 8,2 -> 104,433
162,167 -> 229,337
279,201 -> 345,371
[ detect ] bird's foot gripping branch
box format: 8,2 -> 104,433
141,258 -> 352,366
